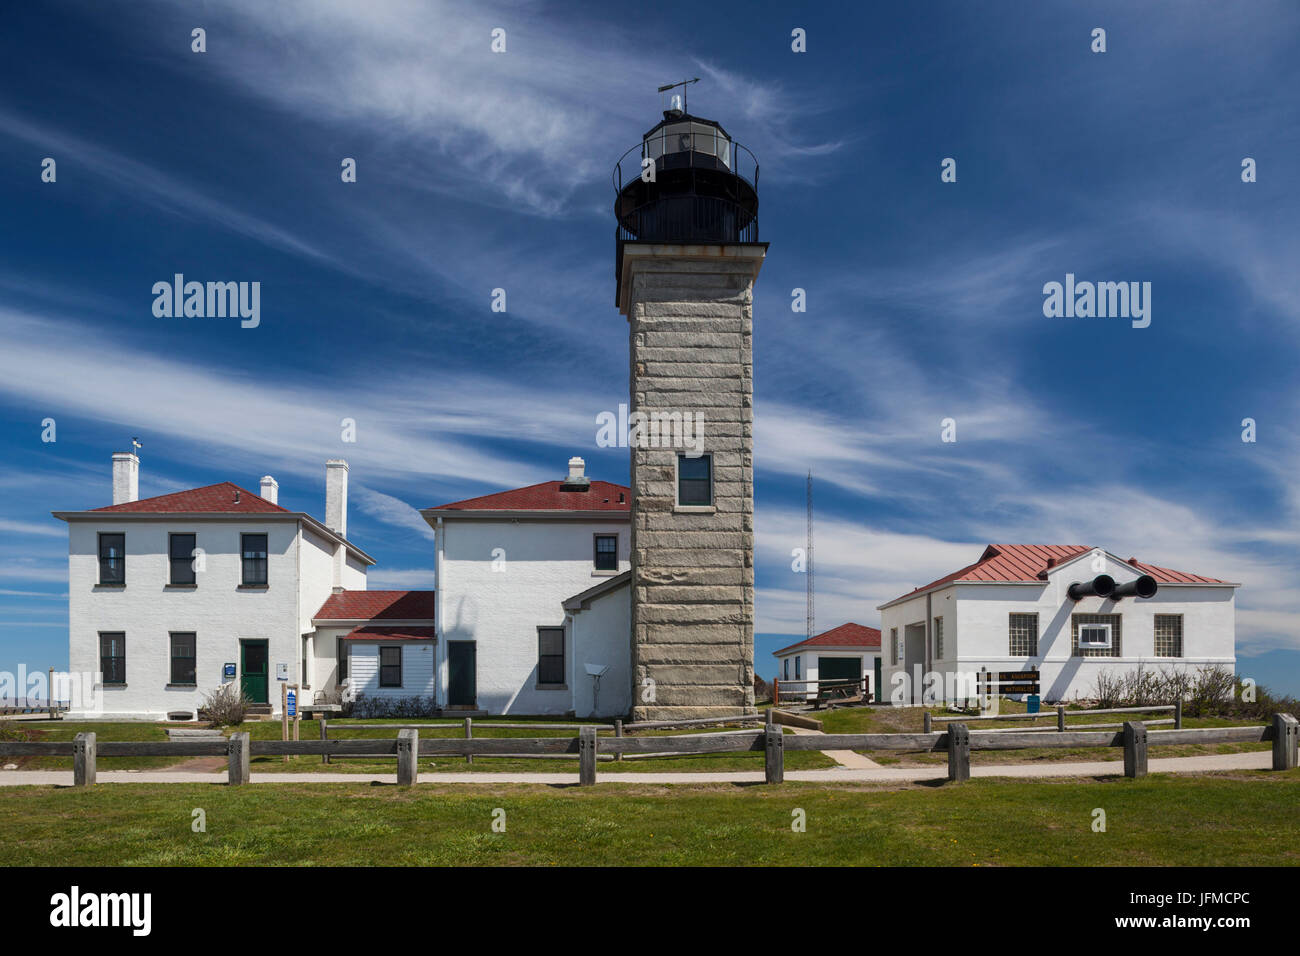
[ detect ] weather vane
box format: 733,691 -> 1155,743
657,77 -> 699,115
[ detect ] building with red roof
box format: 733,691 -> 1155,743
877,544 -> 1239,705
54,452 -> 439,720
419,456 -> 634,718
773,623 -> 883,704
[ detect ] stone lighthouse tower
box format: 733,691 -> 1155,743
613,96 -> 766,720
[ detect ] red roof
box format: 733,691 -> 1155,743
428,480 -> 630,513
776,623 -> 881,656
315,590 -> 436,621
345,625 -> 437,641
883,544 -> 1230,606
92,482 -> 288,514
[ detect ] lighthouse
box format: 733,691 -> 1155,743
613,93 -> 767,719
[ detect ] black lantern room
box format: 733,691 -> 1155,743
612,108 -> 760,288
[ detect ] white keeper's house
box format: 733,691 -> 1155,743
877,543 -> 1239,704
420,456 -> 633,719
55,452 -> 438,720
55,451 -> 641,720
773,623 -> 882,703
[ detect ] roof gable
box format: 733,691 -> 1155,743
426,480 -> 630,514
775,623 -> 881,656
91,482 -> 289,514
881,543 -> 1231,608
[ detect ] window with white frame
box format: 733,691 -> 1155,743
783,657 -> 789,680
1072,613 -> 1122,657
794,656 -> 801,679
933,616 -> 944,660
890,627 -> 899,665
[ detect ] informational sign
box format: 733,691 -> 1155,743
978,670 -> 1041,694
286,689 -> 296,718
277,663 -> 288,681
222,663 -> 236,679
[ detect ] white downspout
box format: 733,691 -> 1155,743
435,515 -> 445,710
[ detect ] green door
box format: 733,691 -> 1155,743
818,656 -> 861,697
240,640 -> 268,704
447,642 -> 476,708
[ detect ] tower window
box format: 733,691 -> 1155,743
677,454 -> 712,506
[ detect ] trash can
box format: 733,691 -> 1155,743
1027,694 -> 1041,714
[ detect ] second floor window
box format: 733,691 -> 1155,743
170,632 -> 196,684
100,632 -> 125,684
241,533 -> 268,586
677,453 -> 712,506
594,534 -> 618,571
98,533 -> 125,585
169,533 -> 196,585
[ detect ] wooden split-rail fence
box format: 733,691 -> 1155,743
2,711 -> 1295,788
922,702 -> 1184,734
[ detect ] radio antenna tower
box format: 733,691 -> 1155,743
806,471 -> 815,641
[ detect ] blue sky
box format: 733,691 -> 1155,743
1,1 -> 1298,694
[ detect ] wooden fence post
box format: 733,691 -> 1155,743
73,732 -> 95,787
923,712 -> 932,734
1272,713 -> 1298,771
320,717 -> 329,765
1174,699 -> 1183,730
1057,704 -> 1066,732
1123,721 -> 1148,778
614,719 -> 623,762
227,732 -> 250,785
396,728 -> 418,785
764,723 -> 784,784
464,717 -> 473,766
578,725 -> 597,786
946,723 -> 970,782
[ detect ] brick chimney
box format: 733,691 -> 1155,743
259,475 -> 279,505
325,460 -> 348,536
111,452 -> 139,505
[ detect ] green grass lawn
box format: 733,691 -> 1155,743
1,771 -> 1296,866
